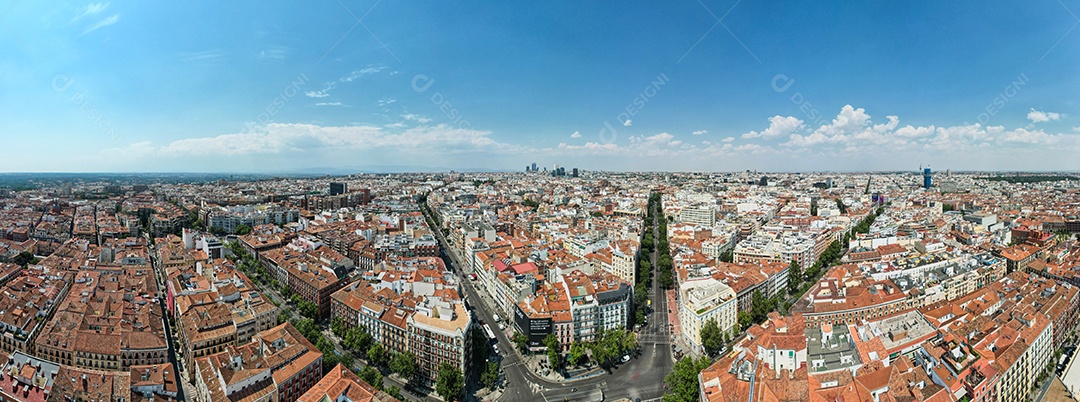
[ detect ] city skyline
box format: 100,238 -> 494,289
3,2 -> 1080,173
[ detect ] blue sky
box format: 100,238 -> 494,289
2,1 -> 1079,172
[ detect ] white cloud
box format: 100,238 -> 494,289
784,105 -> 870,147
742,115 -> 804,139
894,125 -> 935,138
377,98 -> 397,107
259,46 -> 290,60
91,103 -> 1080,173
817,105 -> 870,136
630,132 -> 674,146
315,102 -> 344,107
73,2 -> 109,21
179,50 -> 225,63
1073,126 -> 1080,133
138,123 -> 523,158
550,104 -> 1079,169
400,113 -> 431,123
1028,109 -> 1062,123
82,14 -> 119,34
1000,127 -> 1057,144
344,67 -> 385,81
623,119 -> 632,127
570,131 -> 582,138
305,66 -> 387,98
692,130 -> 707,135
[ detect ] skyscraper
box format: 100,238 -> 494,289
923,167 -> 932,189
330,182 -> 347,195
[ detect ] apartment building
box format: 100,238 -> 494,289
408,301 -> 472,385
678,276 -> 738,352
193,322 -> 323,402
298,363 -> 398,402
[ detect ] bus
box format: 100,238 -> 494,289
483,324 -> 497,341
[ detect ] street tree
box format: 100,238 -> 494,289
787,260 -> 802,295
436,363 -> 464,402
367,343 -> 386,367
700,318 -> 724,357
663,356 -> 712,402
13,251 -> 35,267
738,311 -> 752,330
390,351 -> 417,380
512,332 -> 529,354
470,327 -> 490,374
544,333 -> 561,368
568,342 -> 588,366
481,362 -> 499,389
298,301 -> 318,320
359,366 -> 383,390
750,290 -> 772,323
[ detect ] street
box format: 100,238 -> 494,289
423,203 -> 673,402
148,240 -> 191,401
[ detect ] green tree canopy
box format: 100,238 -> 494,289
390,351 -> 417,379
358,366 -> 382,390
738,311 -> 753,330
512,332 -> 529,354
367,343 -> 386,367
436,363 -> 464,402
298,300 -> 319,320
663,356 -> 712,402
787,260 -> 802,295
544,333 -> 561,367
481,361 -> 499,389
700,318 -> 724,357
568,342 -> 588,366
13,251 -> 35,267
719,251 -> 734,263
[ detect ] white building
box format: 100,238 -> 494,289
678,277 -> 738,352
679,205 -> 717,227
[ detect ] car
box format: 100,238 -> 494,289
621,355 -> 630,363
493,345 -> 501,355
498,323 -> 505,330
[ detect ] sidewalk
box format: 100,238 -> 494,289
475,387 -> 503,402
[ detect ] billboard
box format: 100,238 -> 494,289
513,304 -> 553,347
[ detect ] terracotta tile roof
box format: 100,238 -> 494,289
297,363 -> 398,402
